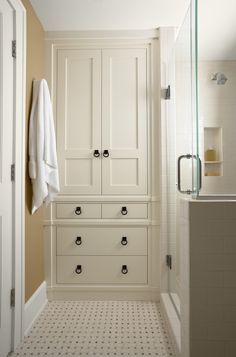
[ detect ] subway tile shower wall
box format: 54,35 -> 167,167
189,201 -> 236,357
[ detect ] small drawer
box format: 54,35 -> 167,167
102,203 -> 148,219
57,256 -> 147,284
57,227 -> 148,256
56,203 -> 101,219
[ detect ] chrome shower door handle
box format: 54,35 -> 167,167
177,154 -> 202,194
177,154 -> 192,194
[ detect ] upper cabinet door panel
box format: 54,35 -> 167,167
57,49 -> 102,194
102,49 -> 148,195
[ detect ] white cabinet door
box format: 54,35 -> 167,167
102,49 -> 148,195
57,49 -> 102,194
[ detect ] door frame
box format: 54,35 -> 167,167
7,0 -> 26,349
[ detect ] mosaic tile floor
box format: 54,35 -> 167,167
11,301 -> 176,356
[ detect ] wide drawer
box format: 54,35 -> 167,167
57,227 -> 148,256
102,203 -> 148,219
57,256 -> 147,284
56,203 -> 101,219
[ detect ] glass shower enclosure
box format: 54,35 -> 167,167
164,0 -> 236,352
197,0 -> 236,196
166,0 -> 236,322
166,0 -> 199,314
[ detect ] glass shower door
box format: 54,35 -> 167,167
166,0 -> 198,314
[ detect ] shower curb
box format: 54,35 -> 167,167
160,293 -> 181,357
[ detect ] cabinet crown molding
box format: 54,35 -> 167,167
45,29 -> 159,41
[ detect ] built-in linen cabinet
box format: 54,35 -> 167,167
57,49 -> 102,195
101,49 -> 147,195
57,48 -> 147,195
204,127 -> 223,176
44,32 -> 159,301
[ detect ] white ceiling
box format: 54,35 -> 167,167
29,0 -> 190,31
29,0 -> 236,60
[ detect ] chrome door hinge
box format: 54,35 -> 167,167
11,164 -> 15,182
10,288 -> 15,308
12,40 -> 16,58
166,254 -> 172,270
164,85 -> 171,100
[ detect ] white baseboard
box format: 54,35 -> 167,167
47,286 -> 159,301
24,281 -> 48,335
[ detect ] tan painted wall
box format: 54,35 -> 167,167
21,0 -> 45,302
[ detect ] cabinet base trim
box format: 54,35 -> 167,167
47,286 -> 159,301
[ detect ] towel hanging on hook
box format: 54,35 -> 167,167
28,79 -> 60,214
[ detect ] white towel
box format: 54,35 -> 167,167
29,79 -> 60,214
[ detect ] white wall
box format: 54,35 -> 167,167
198,0 -> 236,60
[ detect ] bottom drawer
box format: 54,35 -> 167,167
57,256 -> 147,284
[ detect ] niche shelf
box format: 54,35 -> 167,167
204,127 -> 223,176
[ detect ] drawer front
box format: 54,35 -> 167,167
102,203 -> 148,219
57,256 -> 147,284
56,203 -> 101,219
57,227 -> 148,256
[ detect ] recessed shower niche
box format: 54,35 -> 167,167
204,127 -> 223,176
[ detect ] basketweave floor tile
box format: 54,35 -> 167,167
11,301 -> 176,357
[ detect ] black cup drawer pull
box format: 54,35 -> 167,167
93,149 -> 100,158
103,149 -> 109,158
121,265 -> 128,274
121,206 -> 128,215
75,206 -> 82,215
121,237 -> 128,246
75,236 -> 82,245
75,265 -> 82,274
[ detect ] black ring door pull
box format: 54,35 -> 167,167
121,206 -> 128,215
75,206 -> 82,215
75,236 -> 82,246
121,265 -> 128,274
93,149 -> 100,158
75,265 -> 82,274
103,150 -> 109,158
121,237 -> 128,246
